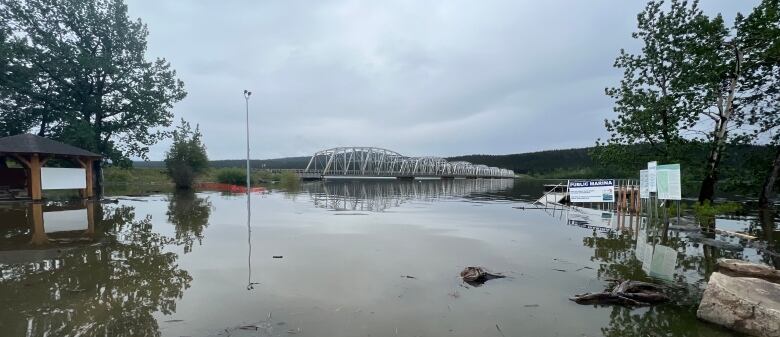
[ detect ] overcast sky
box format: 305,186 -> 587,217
125,0 -> 758,160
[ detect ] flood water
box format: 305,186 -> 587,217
1,178 -> 778,337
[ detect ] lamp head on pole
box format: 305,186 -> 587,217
243,90 -> 252,99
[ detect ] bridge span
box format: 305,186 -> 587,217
299,147 -> 514,180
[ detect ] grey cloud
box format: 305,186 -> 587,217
126,0 -> 758,160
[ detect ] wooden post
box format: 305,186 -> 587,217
29,203 -> 47,245
86,201 -> 95,235
29,154 -> 42,201
78,158 -> 95,198
86,159 -> 94,198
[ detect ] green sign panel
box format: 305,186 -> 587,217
656,164 -> 681,200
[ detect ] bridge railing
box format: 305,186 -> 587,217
260,168 -> 515,178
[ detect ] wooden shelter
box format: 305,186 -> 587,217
0,134 -> 101,201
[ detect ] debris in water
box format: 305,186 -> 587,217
496,323 -> 506,337
239,325 -> 258,330
401,275 -> 416,279
163,319 -> 184,322
523,304 -> 540,307
273,256 -> 283,259
570,280 -> 670,306
575,266 -> 594,271
552,269 -> 567,272
459,266 -> 506,286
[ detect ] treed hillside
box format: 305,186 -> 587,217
447,148 -> 593,175
134,149 -> 594,172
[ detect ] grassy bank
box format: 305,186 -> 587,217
104,167 -> 300,187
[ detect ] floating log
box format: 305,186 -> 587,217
570,280 -> 669,306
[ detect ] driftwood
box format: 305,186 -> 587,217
460,266 -> 505,286
717,259 -> 780,283
570,280 -> 670,306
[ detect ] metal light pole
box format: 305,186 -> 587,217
243,90 -> 252,191
243,89 -> 255,290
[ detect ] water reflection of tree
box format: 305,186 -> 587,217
166,191 -> 213,253
749,209 -> 780,268
0,204 -> 192,337
600,305 -> 733,337
581,224 -> 743,337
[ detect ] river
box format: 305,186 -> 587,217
0,178 -> 777,337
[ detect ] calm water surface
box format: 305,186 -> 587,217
1,179 -> 778,337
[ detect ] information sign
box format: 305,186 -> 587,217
568,180 -> 615,203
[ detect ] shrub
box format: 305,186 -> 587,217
693,201 -> 742,227
279,171 -> 300,189
103,168 -> 132,184
165,119 -> 209,189
216,168 -> 252,186
254,170 -> 274,182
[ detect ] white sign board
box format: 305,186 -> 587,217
656,164 -> 682,200
41,167 -> 86,190
640,244 -> 677,281
568,180 -> 615,203
43,209 -> 88,233
639,170 -> 650,199
647,161 -> 658,193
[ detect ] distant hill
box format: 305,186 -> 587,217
447,148 -> 592,175
134,157 -> 311,169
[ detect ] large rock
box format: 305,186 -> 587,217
718,258 -> 780,283
697,272 -> 780,337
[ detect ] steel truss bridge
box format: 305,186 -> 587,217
303,147 -> 514,179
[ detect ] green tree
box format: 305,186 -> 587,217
737,0 -> 780,209
164,119 -> 208,189
598,1 -> 705,168
0,0 -> 186,190
600,0 -> 763,203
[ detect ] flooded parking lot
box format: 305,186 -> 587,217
1,179 -> 777,337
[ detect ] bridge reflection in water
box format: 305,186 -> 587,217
301,178 -> 515,212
